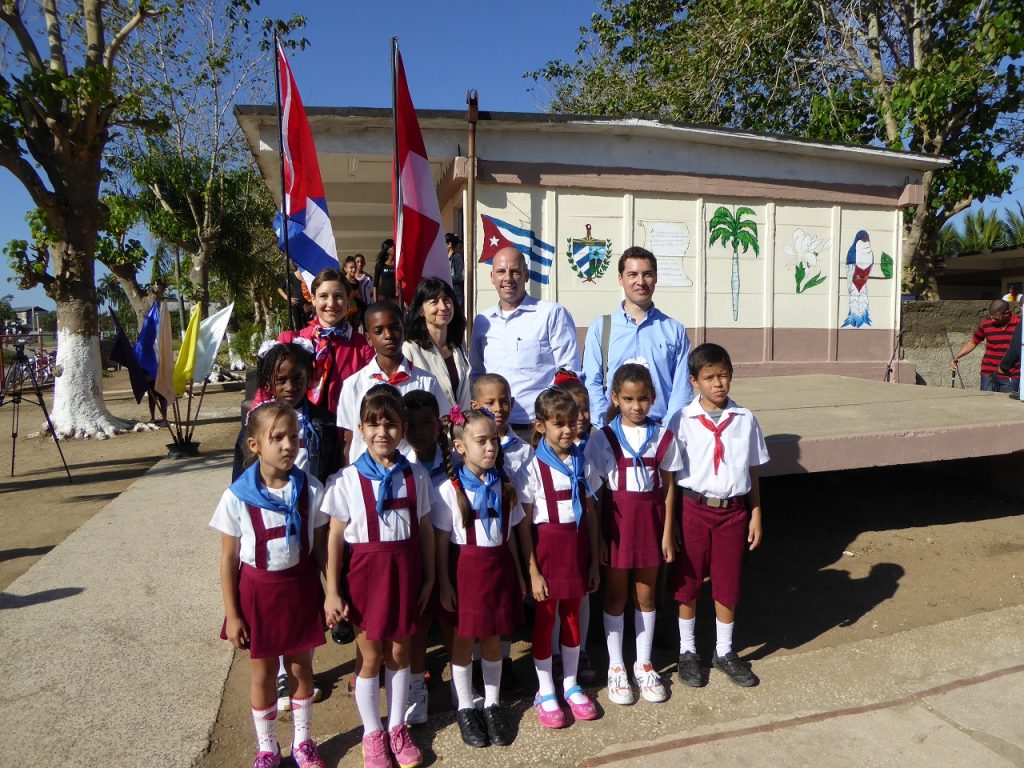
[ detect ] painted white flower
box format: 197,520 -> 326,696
785,229 -> 830,269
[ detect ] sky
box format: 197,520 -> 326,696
1,0 -> 1021,309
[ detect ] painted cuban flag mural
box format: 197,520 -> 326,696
479,214 -> 555,284
274,40 -> 340,287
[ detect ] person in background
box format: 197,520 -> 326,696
447,233 -> 465,307
950,299 -> 1020,393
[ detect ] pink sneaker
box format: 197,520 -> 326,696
564,684 -> 598,720
388,723 -> 423,768
361,729 -> 392,768
533,693 -> 566,729
292,739 -> 326,768
252,746 -> 282,768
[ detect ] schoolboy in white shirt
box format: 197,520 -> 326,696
667,343 -> 770,689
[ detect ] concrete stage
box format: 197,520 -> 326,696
730,375 -> 1024,476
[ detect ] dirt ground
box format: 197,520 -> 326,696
2,371 -> 1022,767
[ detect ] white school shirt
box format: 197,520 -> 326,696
209,472 -> 327,571
431,478 -> 526,547
667,397 -> 770,499
335,357 -> 450,461
321,462 -> 432,544
588,423 -> 684,492
500,432 -> 533,483
519,452 -> 603,524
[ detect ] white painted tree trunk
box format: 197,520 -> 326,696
47,330 -> 151,439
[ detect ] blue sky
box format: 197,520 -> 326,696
1,0 -> 1021,308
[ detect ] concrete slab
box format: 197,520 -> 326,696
0,455 -> 229,767
730,375 -> 1024,475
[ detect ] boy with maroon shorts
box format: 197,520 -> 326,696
666,343 -> 769,688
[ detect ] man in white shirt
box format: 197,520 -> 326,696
470,247 -> 579,437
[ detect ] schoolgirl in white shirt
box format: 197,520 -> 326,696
210,402 -> 328,768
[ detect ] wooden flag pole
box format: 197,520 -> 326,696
465,90 -> 478,339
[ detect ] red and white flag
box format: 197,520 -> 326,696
393,46 -> 450,305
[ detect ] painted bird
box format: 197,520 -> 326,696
842,230 -> 873,328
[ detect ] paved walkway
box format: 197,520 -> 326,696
2,449 -> 1023,766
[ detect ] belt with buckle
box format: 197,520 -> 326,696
682,488 -> 741,509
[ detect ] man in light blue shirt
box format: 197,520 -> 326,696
470,247 -> 580,428
582,246 -> 692,426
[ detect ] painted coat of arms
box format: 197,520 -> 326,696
567,224 -> 612,283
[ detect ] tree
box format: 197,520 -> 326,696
708,206 -> 759,321
118,0 -> 304,318
1,1 -> 162,438
529,0 -> 1024,298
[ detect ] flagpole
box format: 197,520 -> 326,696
465,90 -> 478,340
391,37 -> 401,306
274,33 -> 297,332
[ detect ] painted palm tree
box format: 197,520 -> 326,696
709,206 -> 760,321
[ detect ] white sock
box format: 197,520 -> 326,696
604,611 -> 625,669
678,617 -> 697,654
501,639 -> 512,659
385,666 -> 410,731
251,703 -> 278,754
481,658 -> 502,708
277,656 -> 287,678
579,596 -> 591,649
292,695 -> 314,745
716,619 -> 734,658
635,609 -> 656,666
534,656 -> 559,711
354,675 -> 382,735
561,644 -> 580,688
452,663 -> 474,711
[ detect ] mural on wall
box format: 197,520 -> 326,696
784,229 -> 830,293
841,230 -> 894,328
567,224 -> 612,283
709,206 -> 760,321
640,221 -> 693,287
479,213 -> 555,284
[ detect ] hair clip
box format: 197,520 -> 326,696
478,406 -> 496,420
448,404 -> 467,427
553,369 -> 580,385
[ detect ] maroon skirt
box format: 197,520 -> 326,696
604,489 -> 665,570
221,557 -> 326,660
533,521 -> 589,601
345,538 -> 421,641
451,543 -> 523,638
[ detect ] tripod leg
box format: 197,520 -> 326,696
25,364 -> 72,483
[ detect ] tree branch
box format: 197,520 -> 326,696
0,1 -> 46,73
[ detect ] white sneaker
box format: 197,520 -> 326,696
633,661 -> 668,703
405,679 -> 428,725
606,665 -> 636,705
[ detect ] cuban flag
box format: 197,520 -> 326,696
478,214 -> 554,285
393,46 -> 451,305
275,41 -> 339,287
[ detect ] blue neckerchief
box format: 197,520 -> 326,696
353,450 -> 411,524
295,402 -> 321,478
535,438 -> 594,528
458,465 -> 503,538
610,415 -> 658,490
229,463 -> 305,543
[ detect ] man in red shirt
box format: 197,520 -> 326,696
950,299 -> 1020,392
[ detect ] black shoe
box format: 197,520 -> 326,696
331,620 -> 355,645
712,652 -> 759,687
482,704 -> 514,746
456,707 -> 490,748
500,657 -> 524,695
676,651 -> 704,687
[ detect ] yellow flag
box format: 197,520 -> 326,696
172,306 -> 201,396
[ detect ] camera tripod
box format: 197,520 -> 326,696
0,341 -> 71,481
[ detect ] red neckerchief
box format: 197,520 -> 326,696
696,412 -> 735,475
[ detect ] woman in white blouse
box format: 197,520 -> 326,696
402,278 -> 472,409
